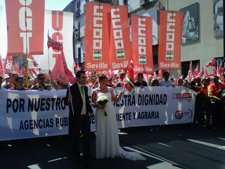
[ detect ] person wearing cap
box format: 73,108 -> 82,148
2,74 -> 12,89
208,75 -> 225,129
65,70 -> 93,162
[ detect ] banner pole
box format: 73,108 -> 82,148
25,54 -> 29,88
24,1 -> 29,88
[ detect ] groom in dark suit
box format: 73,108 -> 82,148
66,70 -> 93,162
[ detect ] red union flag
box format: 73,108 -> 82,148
131,15 -> 153,74
47,35 -> 63,51
5,0 -> 45,55
125,60 -> 135,93
85,2 -> 111,71
109,5 -> 132,70
158,11 -> 183,70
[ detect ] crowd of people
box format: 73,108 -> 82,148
1,69 -> 225,163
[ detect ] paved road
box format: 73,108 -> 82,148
0,125 -> 225,169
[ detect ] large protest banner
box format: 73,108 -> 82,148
5,0 -> 45,55
113,86 -> 195,129
0,90 -> 68,141
109,5 -> 132,70
37,10 -> 74,73
85,2 -> 111,71
158,11 -> 183,70
0,87 -> 195,141
131,15 -> 153,74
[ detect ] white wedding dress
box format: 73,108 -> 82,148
95,89 -> 145,160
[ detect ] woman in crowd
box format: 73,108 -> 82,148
151,79 -> 160,86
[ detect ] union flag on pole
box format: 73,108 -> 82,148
125,61 -> 135,93
206,58 -> 217,67
47,35 -> 63,51
50,51 -> 75,84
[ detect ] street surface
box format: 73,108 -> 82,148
0,124 -> 225,169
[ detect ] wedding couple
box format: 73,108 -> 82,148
66,70 -> 145,162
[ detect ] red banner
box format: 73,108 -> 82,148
158,11 -> 183,70
5,0 -> 45,55
131,15 -> 153,74
109,6 -> 132,70
85,2 -> 111,71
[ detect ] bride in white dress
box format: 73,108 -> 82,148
91,73 -> 145,160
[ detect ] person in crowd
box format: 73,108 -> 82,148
3,73 -> 18,89
147,74 -> 153,86
183,79 -> 191,88
159,71 -> 173,87
9,76 -> 26,90
134,73 -> 148,87
116,72 -> 125,87
88,73 -> 98,89
65,70 -> 93,162
151,79 -> 160,86
177,78 -> 184,86
107,77 -> 116,88
195,77 -> 211,127
190,78 -> 201,92
2,74 -> 10,89
91,73 -> 145,160
0,76 -> 3,89
170,77 -> 175,85
208,75 -> 225,129
30,73 -> 53,90
56,81 -> 69,89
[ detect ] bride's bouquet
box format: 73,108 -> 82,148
97,95 -> 108,116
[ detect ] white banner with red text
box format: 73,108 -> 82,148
37,10 -> 74,73
0,87 -> 196,141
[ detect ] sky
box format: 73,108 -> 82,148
45,0 -> 73,11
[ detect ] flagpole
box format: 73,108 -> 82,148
24,1 -> 29,88
47,31 -> 50,73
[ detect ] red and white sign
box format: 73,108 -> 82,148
5,0 -> 45,55
85,2 -> 111,71
109,5 -> 132,70
38,10 -> 74,73
158,11 -> 183,70
131,15 -> 153,73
